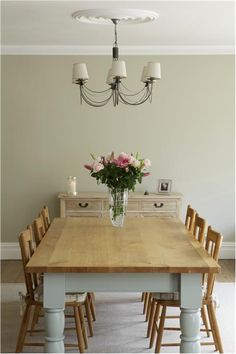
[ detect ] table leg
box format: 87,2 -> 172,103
180,274 -> 202,353
45,308 -> 65,353
44,273 -> 65,353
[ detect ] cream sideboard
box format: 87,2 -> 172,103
58,192 -> 182,218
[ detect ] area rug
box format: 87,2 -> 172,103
1,282 -> 235,353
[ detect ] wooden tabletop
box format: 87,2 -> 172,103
26,217 -> 220,274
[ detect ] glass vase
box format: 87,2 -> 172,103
108,188 -> 128,227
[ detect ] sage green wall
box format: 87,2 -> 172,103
1,55 -> 235,243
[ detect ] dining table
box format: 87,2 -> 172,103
26,216 -> 220,353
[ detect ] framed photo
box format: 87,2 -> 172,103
158,179 -> 172,194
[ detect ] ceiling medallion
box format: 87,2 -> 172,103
72,9 -> 161,107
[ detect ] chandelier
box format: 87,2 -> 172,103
72,9 -> 161,107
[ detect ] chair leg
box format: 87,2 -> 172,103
30,304 -> 42,335
143,292 -> 150,315
141,292 -> 145,302
78,305 -> 88,349
147,299 -> 156,338
155,305 -> 166,353
145,293 -> 153,322
15,303 -> 32,353
201,305 -> 210,337
150,303 -> 161,349
74,306 -> 85,353
206,304 -> 219,351
85,296 -> 94,337
88,292 -> 96,321
208,302 -> 224,353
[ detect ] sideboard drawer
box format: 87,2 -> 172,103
65,199 -> 102,212
103,200 -> 140,211
58,192 -> 182,218
141,200 -> 177,212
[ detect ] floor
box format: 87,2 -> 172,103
1,259 -> 235,283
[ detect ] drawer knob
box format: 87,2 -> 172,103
78,202 -> 89,208
154,202 -> 164,208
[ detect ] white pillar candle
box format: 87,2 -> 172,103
67,176 -> 77,195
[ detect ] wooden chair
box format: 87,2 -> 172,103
40,205 -> 51,232
150,226 -> 223,353
185,205 -> 196,233
33,216 -> 46,247
16,228 -> 90,353
193,213 -> 207,245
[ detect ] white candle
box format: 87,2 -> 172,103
68,176 -> 77,195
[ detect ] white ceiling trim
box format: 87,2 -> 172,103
1,45 -> 234,55
3,0 -> 234,2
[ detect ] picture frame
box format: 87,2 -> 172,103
158,179 -> 172,194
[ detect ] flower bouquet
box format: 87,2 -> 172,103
84,152 -> 151,227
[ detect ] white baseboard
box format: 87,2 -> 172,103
220,242 -> 235,259
1,241 -> 235,260
1,243 -> 21,260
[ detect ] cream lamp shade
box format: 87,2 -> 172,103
72,63 -> 89,81
106,68 -> 114,85
141,66 -> 148,83
111,61 -> 127,78
146,62 -> 161,80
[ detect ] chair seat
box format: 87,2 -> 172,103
34,282 -> 87,303
152,288 -> 219,306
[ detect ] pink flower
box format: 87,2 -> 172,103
84,164 -> 93,170
116,152 -> 132,168
143,172 -> 150,177
92,162 -> 104,172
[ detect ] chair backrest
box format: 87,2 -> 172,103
185,205 -> 196,233
33,216 -> 45,247
193,213 -> 207,245
18,229 -> 38,300
41,205 -> 51,232
204,226 -> 223,300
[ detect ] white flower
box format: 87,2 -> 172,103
132,159 -> 141,168
93,162 -> 104,172
144,158 -> 151,168
96,156 -> 102,163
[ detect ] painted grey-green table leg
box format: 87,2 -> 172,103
44,273 -> 65,353
180,273 -> 202,353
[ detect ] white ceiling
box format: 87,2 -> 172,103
1,0 -> 235,54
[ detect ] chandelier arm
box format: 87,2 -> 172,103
83,86 -> 112,99
82,85 -> 112,101
119,85 -> 150,103
83,85 -> 112,94
118,87 -> 152,106
81,87 -> 113,106
119,83 -> 147,97
120,91 -> 147,105
112,90 -> 117,107
120,82 -> 148,95
81,91 -> 113,107
81,90 -> 113,106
